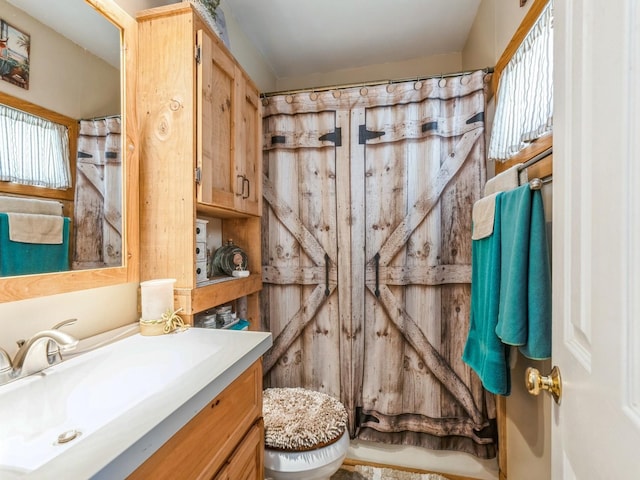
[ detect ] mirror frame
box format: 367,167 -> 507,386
0,0 -> 139,302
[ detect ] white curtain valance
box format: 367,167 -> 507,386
489,1 -> 553,162
0,104 -> 72,189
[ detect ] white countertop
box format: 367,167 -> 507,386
1,327 -> 271,479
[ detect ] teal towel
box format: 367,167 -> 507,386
0,213 -> 70,276
463,194 -> 511,395
495,185 -> 551,359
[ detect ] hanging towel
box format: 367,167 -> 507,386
472,192 -> 499,240
0,213 -> 70,276
495,184 -> 551,359
484,164 -> 527,196
6,213 -> 64,244
0,196 -> 63,216
463,193 -> 511,395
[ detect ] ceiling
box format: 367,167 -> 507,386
222,0 -> 481,79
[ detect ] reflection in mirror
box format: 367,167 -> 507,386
0,0 -> 122,276
0,0 -> 138,302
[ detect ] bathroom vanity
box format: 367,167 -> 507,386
127,360 -> 264,479
0,327 -> 272,479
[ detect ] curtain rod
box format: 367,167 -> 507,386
517,146 -> 552,171
79,114 -> 121,122
262,66 -> 494,98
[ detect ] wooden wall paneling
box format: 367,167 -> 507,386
262,113 -> 304,388
360,105 -> 404,416
335,109 -> 354,421
348,107 -> 366,435
298,111 -> 339,394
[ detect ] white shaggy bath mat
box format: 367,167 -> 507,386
263,387 -> 348,451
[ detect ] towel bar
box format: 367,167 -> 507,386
529,178 -> 543,190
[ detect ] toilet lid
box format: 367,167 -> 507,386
263,387 -> 348,452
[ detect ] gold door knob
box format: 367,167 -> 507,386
525,365 -> 562,404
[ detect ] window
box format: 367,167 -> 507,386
489,1 -> 553,162
0,104 -> 72,189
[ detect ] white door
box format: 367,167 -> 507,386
553,0 -> 640,478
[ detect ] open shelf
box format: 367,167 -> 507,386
174,273 -> 262,318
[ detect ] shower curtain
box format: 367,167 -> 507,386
261,70 -> 496,458
73,116 -> 122,269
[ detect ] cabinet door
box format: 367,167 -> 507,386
197,29 -> 237,211
234,75 -> 262,216
221,422 -> 263,480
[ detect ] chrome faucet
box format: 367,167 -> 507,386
0,329 -> 78,386
47,318 -> 78,363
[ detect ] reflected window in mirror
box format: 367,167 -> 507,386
0,103 -> 72,188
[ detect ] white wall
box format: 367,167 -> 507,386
272,52 -> 463,93
462,0 -> 533,71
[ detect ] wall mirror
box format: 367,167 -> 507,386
0,0 -> 138,301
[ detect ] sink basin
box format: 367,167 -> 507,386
0,327 -> 271,478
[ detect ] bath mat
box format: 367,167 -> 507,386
332,466 -> 451,480
263,387 -> 348,450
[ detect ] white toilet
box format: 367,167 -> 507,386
263,387 -> 350,480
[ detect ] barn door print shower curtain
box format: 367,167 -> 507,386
261,70 -> 496,458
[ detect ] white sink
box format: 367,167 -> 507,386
0,327 -> 272,479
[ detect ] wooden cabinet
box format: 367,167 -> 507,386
197,30 -> 261,216
137,3 -> 262,324
214,422 -> 264,480
128,361 -> 263,480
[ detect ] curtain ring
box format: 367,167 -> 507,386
360,86 -> 368,96
332,90 -> 341,99
309,91 -> 318,101
285,95 -> 294,104
386,83 -> 396,93
438,76 -> 447,88
460,74 -> 470,85
414,81 -> 423,90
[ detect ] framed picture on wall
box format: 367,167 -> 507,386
0,20 -> 30,90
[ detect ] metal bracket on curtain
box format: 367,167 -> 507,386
374,253 -> 380,297
421,121 -> 438,133
466,112 -> 485,124
319,127 -> 342,146
324,253 -> 330,296
359,125 -> 385,144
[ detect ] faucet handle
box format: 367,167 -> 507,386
48,319 -> 78,364
52,318 -> 77,330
